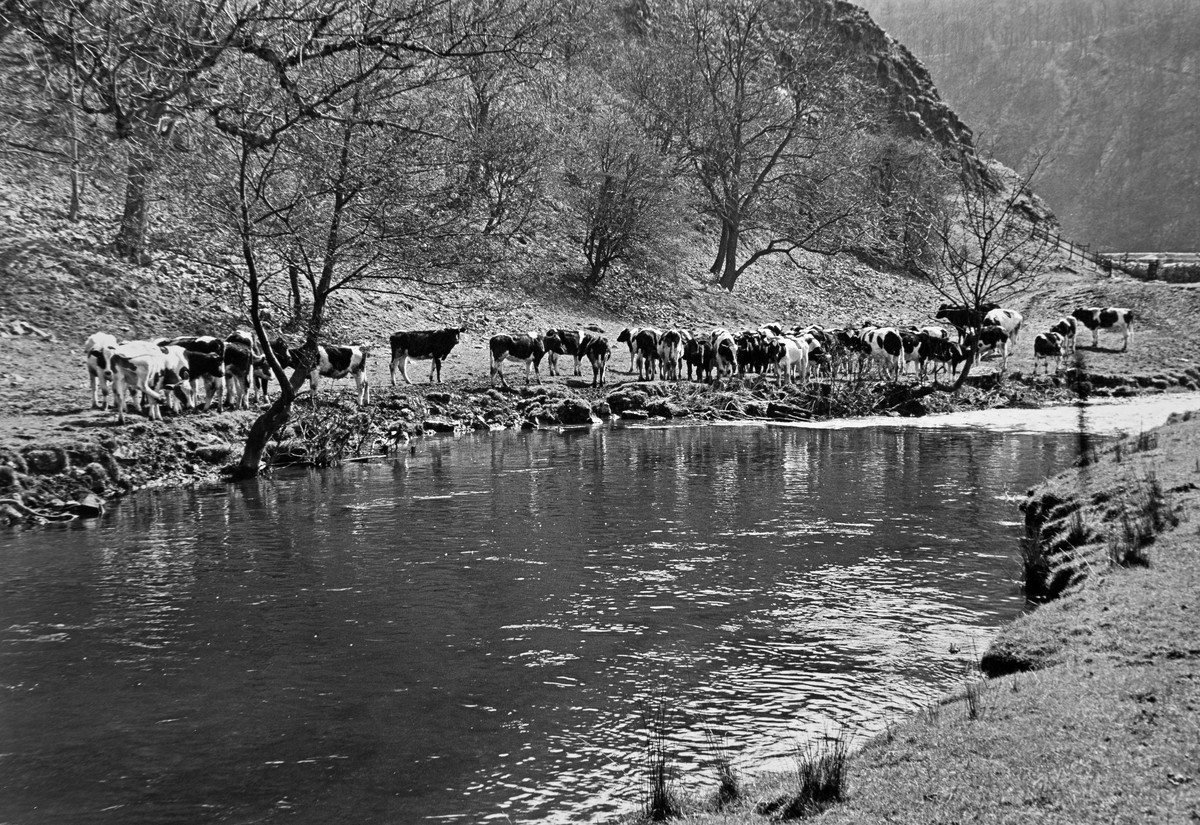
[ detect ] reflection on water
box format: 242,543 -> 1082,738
0,421 -> 1109,823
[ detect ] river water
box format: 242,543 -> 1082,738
2,394 -> 1197,824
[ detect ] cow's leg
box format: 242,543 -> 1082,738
491,359 -> 508,388
389,354 -> 400,386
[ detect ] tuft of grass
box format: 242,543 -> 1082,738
1134,430 -> 1159,453
757,731 -> 851,820
640,690 -> 682,822
1107,472 -> 1180,568
705,729 -> 742,808
964,677 -> 987,721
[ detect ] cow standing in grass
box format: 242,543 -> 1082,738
489,333 -> 545,387
389,327 -> 464,384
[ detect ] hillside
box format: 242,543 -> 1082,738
857,0 -> 1200,253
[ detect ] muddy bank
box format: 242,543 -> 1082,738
2,366 -> 1193,526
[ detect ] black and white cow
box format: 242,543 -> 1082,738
225,329 -> 269,404
766,335 -> 809,385
977,325 -> 1011,371
84,332 -> 119,409
935,302 -> 1001,341
489,333 -> 545,387
165,335 -> 226,359
616,327 -> 641,373
270,338 -> 371,405
182,350 -> 227,411
163,336 -> 228,411
982,308 -> 1023,348
860,327 -> 904,380
1048,316 -> 1077,355
657,329 -> 685,380
222,342 -> 259,409
109,341 -> 190,423
579,333 -> 611,387
389,327 -> 464,384
710,329 -> 738,378
633,328 -> 661,381
1072,307 -> 1134,351
543,328 -> 583,378
921,336 -> 965,383
682,337 -> 714,383
1032,331 -> 1066,376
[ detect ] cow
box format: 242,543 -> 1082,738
616,327 -> 641,373
182,349 -> 227,411
225,329 -> 270,404
711,329 -> 738,378
682,337 -> 714,383
222,342 -> 259,409
1032,331 -> 1066,376
657,329 -> 685,380
543,328 -> 583,378
489,333 -> 545,387
163,336 -> 228,411
921,336 -> 965,383
1072,307 -> 1134,351
84,332 -> 119,409
109,341 -> 190,424
389,327 -> 464,384
579,333 -> 611,387
1048,316 -> 1077,354
165,335 -> 226,359
978,325 -> 1011,371
859,327 -> 905,380
633,328 -> 661,381
982,308 -> 1023,348
270,338 -> 371,405
935,303 -> 1001,341
736,330 -> 772,375
767,335 -> 809,385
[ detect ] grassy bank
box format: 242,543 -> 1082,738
621,410 -> 1200,824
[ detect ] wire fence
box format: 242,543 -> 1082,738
1030,224 -> 1200,283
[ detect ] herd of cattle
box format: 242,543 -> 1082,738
81,305 -> 1135,421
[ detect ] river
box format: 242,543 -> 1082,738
2,394 -> 1197,824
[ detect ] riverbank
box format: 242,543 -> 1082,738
1,361 -> 1185,525
643,408 -> 1200,824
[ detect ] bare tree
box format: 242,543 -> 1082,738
925,157 -> 1055,387
172,0 -> 552,479
561,110 -> 679,287
634,0 -> 871,291
7,0 -> 256,262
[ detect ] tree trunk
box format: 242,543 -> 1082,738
951,333 -> 977,391
710,221 -> 729,275
66,82 -> 82,222
230,393 -> 292,480
114,144 -> 154,264
288,263 -> 303,319
717,222 -> 741,291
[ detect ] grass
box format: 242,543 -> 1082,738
754,731 -> 851,820
640,690 -> 682,822
705,729 -> 742,808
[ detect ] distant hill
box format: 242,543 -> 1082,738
856,0 -> 1200,253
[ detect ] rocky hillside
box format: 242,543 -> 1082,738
857,0 -> 1200,252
